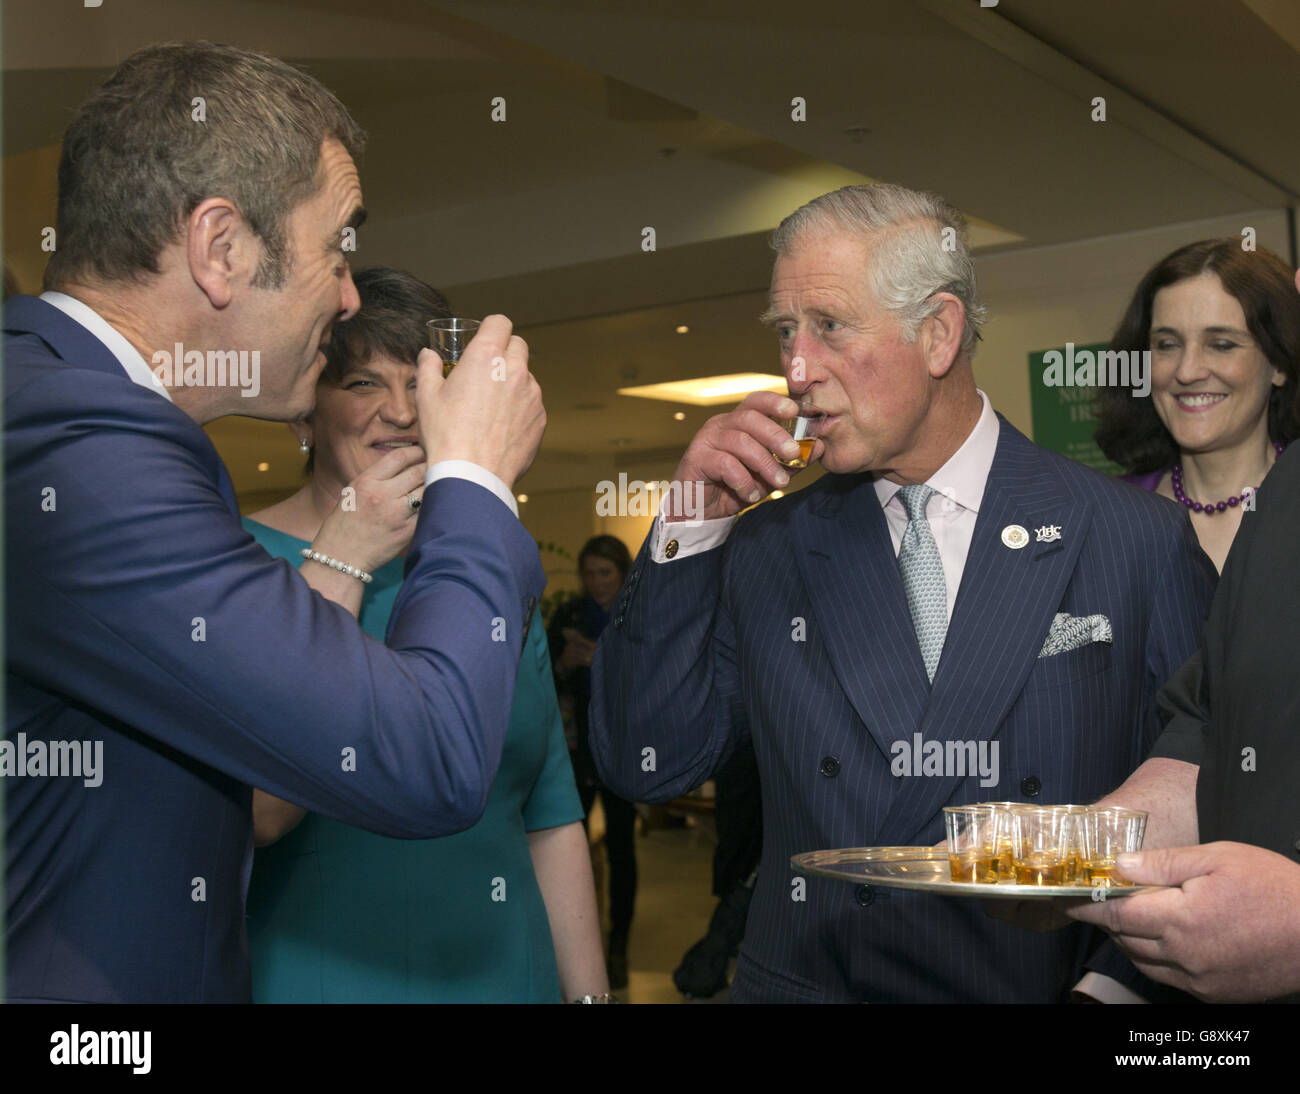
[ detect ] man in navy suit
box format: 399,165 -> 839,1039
5,43 -> 546,1002
589,183 -> 1216,1002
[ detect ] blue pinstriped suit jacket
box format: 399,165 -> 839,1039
590,419 -> 1215,1002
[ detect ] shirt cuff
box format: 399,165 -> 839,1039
650,496 -> 735,562
425,460 -> 518,518
1073,972 -> 1148,1004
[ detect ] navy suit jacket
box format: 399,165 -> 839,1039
590,417 -> 1215,1002
4,296 -> 545,1002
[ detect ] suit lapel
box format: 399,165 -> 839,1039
6,295 -> 241,518
877,420 -> 1093,844
4,295 -> 129,383
792,474 -> 931,762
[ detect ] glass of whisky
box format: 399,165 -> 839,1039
426,318 -> 481,377
944,805 -> 998,883
976,801 -> 1028,880
1061,805 -> 1090,884
776,398 -> 824,470
1081,808 -> 1148,887
1011,806 -> 1072,886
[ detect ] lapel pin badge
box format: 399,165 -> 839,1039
1034,524 -> 1062,544
1001,524 -> 1029,549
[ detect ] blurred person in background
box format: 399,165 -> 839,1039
548,535 -> 639,989
246,267 -> 608,1003
672,739 -> 762,999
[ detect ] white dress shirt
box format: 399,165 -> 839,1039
39,291 -> 517,517
872,389 -> 998,621
42,290 -> 174,402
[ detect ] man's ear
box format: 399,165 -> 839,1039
187,197 -> 256,309
918,293 -> 966,378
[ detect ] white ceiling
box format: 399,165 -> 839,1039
5,0 -> 1297,501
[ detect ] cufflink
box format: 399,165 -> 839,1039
664,538 -> 679,559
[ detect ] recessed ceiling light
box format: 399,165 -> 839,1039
618,373 -> 786,406
673,411 -> 686,421
675,325 -> 689,334
770,490 -> 784,499
516,493 -> 528,504
257,462 -> 269,472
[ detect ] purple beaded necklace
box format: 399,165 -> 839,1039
1172,441 -> 1286,514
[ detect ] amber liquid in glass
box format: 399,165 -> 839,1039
1014,859 -> 1068,886
1064,853 -> 1083,884
949,854 -> 998,884
995,841 -> 1016,880
1084,860 -> 1133,887
777,437 -> 817,470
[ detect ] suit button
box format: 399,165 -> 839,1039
664,538 -> 679,559
820,756 -> 840,777
614,615 -> 625,628
1020,776 -> 1041,797
855,884 -> 875,907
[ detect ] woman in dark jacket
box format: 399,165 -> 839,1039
548,535 -> 638,988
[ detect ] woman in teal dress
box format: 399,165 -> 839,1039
244,267 -> 607,1002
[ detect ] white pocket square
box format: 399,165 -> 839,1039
1038,613 -> 1112,658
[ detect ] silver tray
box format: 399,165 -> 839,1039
790,846 -> 1160,899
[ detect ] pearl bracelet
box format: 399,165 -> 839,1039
300,547 -> 373,584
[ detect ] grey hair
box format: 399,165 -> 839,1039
770,183 -> 988,358
44,41 -> 366,292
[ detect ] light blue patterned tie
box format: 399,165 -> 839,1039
896,484 -> 948,683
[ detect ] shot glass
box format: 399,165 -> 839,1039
426,317 -> 481,377
1011,806 -> 1072,886
944,805 -> 998,884
1061,805 -> 1089,885
1081,808 -> 1148,887
775,401 -> 824,469
976,802 -> 1029,880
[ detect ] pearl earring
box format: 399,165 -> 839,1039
299,437 -> 310,455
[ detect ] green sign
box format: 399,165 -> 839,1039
1028,341 -> 1121,475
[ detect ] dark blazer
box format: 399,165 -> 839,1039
590,416 -> 1215,1002
1146,443 -> 1300,1004
4,296 -> 544,1002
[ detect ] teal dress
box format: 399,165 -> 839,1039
243,520 -> 583,1002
